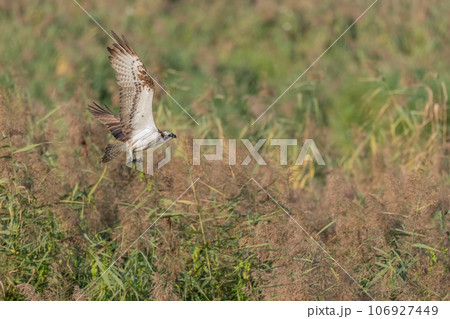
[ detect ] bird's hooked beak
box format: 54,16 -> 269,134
170,133 -> 177,138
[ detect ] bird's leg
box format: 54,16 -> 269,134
135,151 -> 144,171
125,148 -> 134,168
135,151 -> 144,163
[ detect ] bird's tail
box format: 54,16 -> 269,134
102,143 -> 126,163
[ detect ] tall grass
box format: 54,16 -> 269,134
0,0 -> 448,300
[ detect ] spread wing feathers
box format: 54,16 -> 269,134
107,31 -> 158,139
102,143 -> 126,163
88,102 -> 127,142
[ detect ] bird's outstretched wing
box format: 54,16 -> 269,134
107,31 -> 158,139
88,102 -> 127,142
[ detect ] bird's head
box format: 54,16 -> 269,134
161,131 -> 177,141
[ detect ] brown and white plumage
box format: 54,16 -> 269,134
107,31 -> 156,139
89,31 -> 176,163
88,102 -> 126,142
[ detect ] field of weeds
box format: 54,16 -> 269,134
0,0 -> 448,300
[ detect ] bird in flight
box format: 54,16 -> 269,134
89,31 -> 176,164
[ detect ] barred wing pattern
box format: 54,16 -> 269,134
107,31 -> 157,139
88,102 -> 126,142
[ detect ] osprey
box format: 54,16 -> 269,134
89,31 -> 176,164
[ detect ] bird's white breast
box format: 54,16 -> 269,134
129,129 -> 161,151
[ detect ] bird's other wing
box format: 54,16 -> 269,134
107,31 -> 158,140
88,102 -> 127,142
